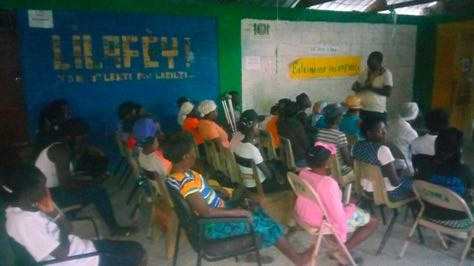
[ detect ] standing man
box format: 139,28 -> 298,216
352,51 -> 393,123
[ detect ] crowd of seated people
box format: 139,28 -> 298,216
2,82 -> 474,265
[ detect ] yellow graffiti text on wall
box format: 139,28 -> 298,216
52,35 -> 193,70
289,56 -> 361,79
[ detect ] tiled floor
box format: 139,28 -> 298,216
73,139 -> 474,266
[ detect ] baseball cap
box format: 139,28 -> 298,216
323,103 -> 348,120
133,118 -> 157,144
240,109 -> 265,125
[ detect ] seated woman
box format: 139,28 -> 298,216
422,127 -> 474,227
277,101 -> 309,167
162,132 -> 314,265
4,165 -> 146,266
352,118 -> 413,201
232,109 -> 288,193
198,100 -> 230,150
316,103 -> 353,176
134,118 -> 172,178
295,142 -> 378,265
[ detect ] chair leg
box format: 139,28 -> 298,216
126,182 -> 140,205
120,167 -> 132,189
343,183 -> 352,205
409,205 -> 424,245
379,206 -> 386,226
255,249 -> 262,266
112,157 -> 125,178
436,231 -> 449,250
458,234 -> 473,266
172,226 -> 181,266
333,233 -> 357,266
166,214 -> 179,259
312,233 -> 324,266
196,253 -> 202,266
377,209 -> 398,255
118,163 -> 130,185
399,215 -> 420,258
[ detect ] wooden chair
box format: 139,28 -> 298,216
256,130 -> 278,160
114,132 -> 135,189
287,172 -> 357,266
385,142 -> 413,176
399,180 -> 474,266
142,169 -> 179,260
234,153 -> 295,225
279,137 -> 298,172
166,182 -> 262,266
220,147 -> 244,184
202,140 -> 224,173
352,159 -> 419,255
329,154 -> 354,204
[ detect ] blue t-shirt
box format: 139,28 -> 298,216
339,113 -> 361,138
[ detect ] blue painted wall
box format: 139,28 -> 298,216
17,10 -> 218,156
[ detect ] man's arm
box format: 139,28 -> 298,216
366,85 -> 392,97
36,191 -> 71,259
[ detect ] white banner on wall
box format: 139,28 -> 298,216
241,19 -> 417,117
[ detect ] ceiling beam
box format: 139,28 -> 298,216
369,0 -> 437,12
294,0 -> 334,8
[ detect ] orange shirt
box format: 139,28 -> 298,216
182,117 -> 204,145
198,119 -> 230,149
266,115 -> 280,148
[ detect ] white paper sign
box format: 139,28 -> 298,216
245,56 -> 261,70
28,10 -> 53,29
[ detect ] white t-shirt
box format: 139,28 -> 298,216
361,145 -> 400,192
232,142 -> 266,188
35,143 -> 61,188
5,207 -> 98,266
386,118 -> 418,172
411,134 -> 437,156
138,151 -> 167,177
356,68 -> 393,113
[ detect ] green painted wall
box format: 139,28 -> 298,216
2,0 -> 433,110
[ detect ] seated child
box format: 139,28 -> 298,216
4,165 -> 146,266
162,132 -> 315,265
295,142 -> 379,265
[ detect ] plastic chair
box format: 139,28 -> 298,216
165,182 -> 262,266
279,137 -> 298,172
399,180 -> 474,266
287,171 -> 357,266
142,169 -> 179,259
234,153 -> 295,225
329,154 -> 354,204
113,131 -> 132,185
352,159 -> 419,255
256,130 -> 278,160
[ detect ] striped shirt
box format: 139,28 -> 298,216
167,170 -> 224,208
316,128 -> 352,175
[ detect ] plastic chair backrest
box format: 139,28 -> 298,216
279,137 -> 296,170
165,182 -> 201,251
352,159 -> 387,205
220,148 -> 241,184
329,154 -> 343,185
234,153 -> 264,197
413,180 -> 474,221
257,130 -> 277,160
287,172 -> 329,219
